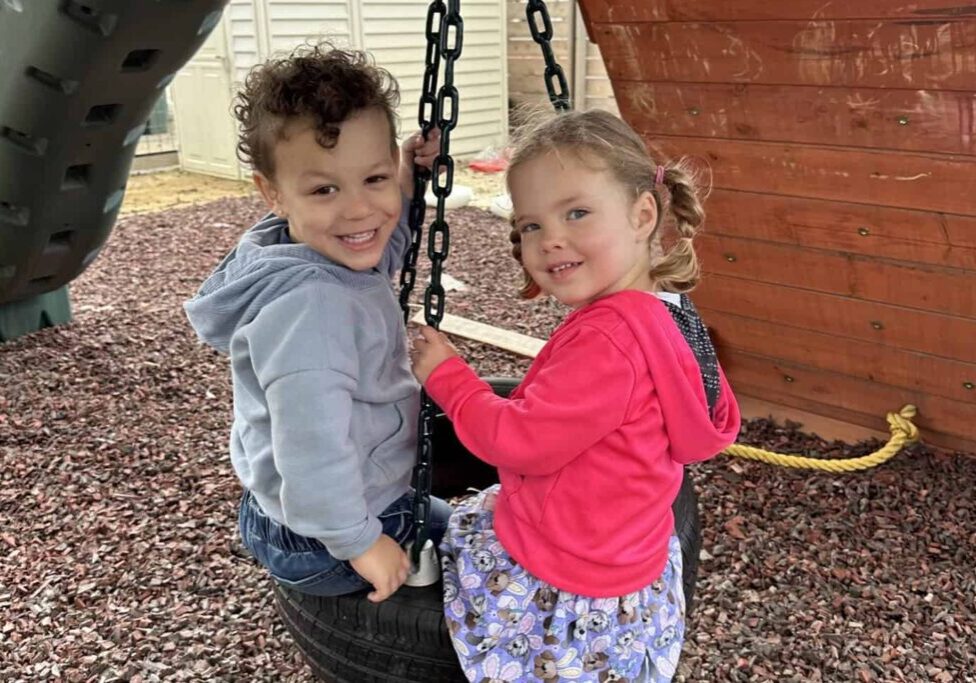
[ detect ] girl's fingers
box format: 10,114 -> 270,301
418,325 -> 439,342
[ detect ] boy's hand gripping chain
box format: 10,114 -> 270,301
399,0 -> 463,580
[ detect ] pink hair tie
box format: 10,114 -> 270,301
654,165 -> 666,186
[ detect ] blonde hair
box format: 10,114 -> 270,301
506,109 -> 708,299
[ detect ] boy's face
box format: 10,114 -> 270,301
255,108 -> 401,271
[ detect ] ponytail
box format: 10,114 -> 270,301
648,159 -> 708,293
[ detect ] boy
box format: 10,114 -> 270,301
184,43 -> 452,603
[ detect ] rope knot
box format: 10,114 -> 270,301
887,404 -> 919,443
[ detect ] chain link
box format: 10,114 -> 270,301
399,0 -> 463,567
525,0 -> 570,111
398,1 -> 444,325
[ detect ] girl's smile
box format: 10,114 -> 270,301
546,260 -> 583,278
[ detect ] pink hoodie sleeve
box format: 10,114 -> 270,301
424,325 -> 636,476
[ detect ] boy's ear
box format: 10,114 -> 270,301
253,172 -> 285,217
633,190 -> 658,241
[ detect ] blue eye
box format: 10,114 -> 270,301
568,208 -> 589,220
519,222 -> 540,234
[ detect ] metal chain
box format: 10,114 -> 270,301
399,0 -> 463,567
525,0 -> 571,111
398,0 -> 443,323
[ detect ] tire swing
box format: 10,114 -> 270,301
272,2 -> 703,681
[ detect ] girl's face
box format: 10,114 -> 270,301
509,150 -> 658,308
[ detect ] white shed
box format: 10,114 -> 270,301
172,0 -> 508,179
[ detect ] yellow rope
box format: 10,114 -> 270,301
722,405 -> 919,472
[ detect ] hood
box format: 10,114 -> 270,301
183,213 -> 342,353
591,290 -> 741,464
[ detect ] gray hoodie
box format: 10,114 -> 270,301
184,202 -> 418,560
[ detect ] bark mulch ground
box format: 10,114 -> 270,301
1,197 -> 973,682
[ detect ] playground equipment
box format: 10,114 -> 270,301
4,1 -> 970,681
1,3 -> 700,681
0,0 -> 229,340
573,1 -> 976,453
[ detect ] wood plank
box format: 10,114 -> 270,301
620,83 -> 976,156
411,310 -> 546,358
702,308 -> 976,402
704,189 -> 976,270
646,136 -> 976,216
697,235 -> 976,319
694,274 -> 976,363
580,0 -> 976,23
732,382 -> 975,454
594,20 -> 976,90
720,349 -> 976,445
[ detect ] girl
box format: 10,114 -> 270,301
411,110 -> 741,682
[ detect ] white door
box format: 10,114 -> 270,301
171,15 -> 242,179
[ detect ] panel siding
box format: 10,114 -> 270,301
506,0 -> 617,113
200,1 -> 505,162
363,0 -> 506,157
265,0 -> 351,52
228,0 -> 260,84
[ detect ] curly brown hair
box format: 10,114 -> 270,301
506,109 -> 709,299
233,42 -> 400,179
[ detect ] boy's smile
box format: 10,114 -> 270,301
255,108 -> 402,271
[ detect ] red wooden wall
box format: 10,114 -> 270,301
577,0 -> 976,451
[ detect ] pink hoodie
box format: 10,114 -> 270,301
425,290 -> 740,597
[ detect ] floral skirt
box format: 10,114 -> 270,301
441,485 -> 685,683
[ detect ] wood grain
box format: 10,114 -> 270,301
694,275 -> 976,363
647,136 -> 976,216
618,82 -> 976,156
702,308 -> 976,402
581,0 -> 976,23
702,189 -> 976,270
595,20 -> 976,90
697,234 -> 976,319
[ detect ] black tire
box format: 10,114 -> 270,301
673,472 -> 702,615
274,378 -> 704,682
275,581 -> 460,683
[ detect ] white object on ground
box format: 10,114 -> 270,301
424,184 -> 473,209
439,273 -> 468,292
489,193 -> 513,220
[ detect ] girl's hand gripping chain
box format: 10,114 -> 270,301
409,325 -> 459,384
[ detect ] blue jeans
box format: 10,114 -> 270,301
238,489 -> 452,596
